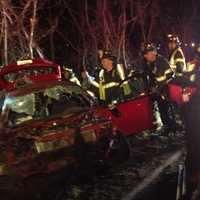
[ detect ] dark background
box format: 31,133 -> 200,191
4,0 -> 200,70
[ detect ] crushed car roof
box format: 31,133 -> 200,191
0,59 -> 59,74
5,81 -> 85,97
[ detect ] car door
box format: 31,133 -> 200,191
99,95 -> 154,136
98,76 -> 154,136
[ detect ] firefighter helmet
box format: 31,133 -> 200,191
141,42 -> 157,55
103,49 -> 112,57
98,48 -> 112,59
194,44 -> 200,60
101,50 -> 117,63
63,66 -> 73,72
167,34 -> 181,45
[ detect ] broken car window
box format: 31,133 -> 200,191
3,84 -> 90,127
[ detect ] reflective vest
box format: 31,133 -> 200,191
154,68 -> 173,83
147,55 -> 173,86
89,64 -> 131,101
69,75 -> 81,86
117,64 -> 131,96
169,47 -> 186,77
69,74 -> 97,97
186,61 -> 200,82
63,67 -> 81,86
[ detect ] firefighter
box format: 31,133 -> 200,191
167,34 -> 187,132
141,42 -> 176,133
181,45 -> 200,198
83,54 -> 131,105
167,34 -> 186,81
62,66 -> 81,86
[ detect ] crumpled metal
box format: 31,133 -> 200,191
44,85 -> 82,100
7,93 -> 36,116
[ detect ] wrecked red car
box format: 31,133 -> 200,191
0,59 -> 154,137
0,81 -> 129,180
0,59 -> 62,91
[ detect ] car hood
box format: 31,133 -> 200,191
0,107 -> 103,140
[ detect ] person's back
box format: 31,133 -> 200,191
167,34 -> 186,80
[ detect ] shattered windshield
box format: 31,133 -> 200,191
3,84 -> 90,127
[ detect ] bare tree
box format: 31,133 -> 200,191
61,0 -> 139,69
29,0 -> 38,59
0,0 -> 199,68
0,0 -> 61,65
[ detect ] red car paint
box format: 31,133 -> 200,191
98,95 -> 154,136
168,83 -> 197,105
0,82 -> 115,178
0,58 -> 154,137
0,59 -> 61,91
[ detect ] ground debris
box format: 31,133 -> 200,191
57,132 -> 185,200
1,131 -> 185,200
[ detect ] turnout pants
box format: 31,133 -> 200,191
155,95 -> 176,131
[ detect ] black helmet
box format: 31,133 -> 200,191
103,49 -> 112,57
98,48 -> 112,59
167,34 -> 181,45
100,49 -> 116,62
141,42 -> 157,55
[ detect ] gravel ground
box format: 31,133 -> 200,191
1,132 -> 186,200
55,133 -> 185,200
